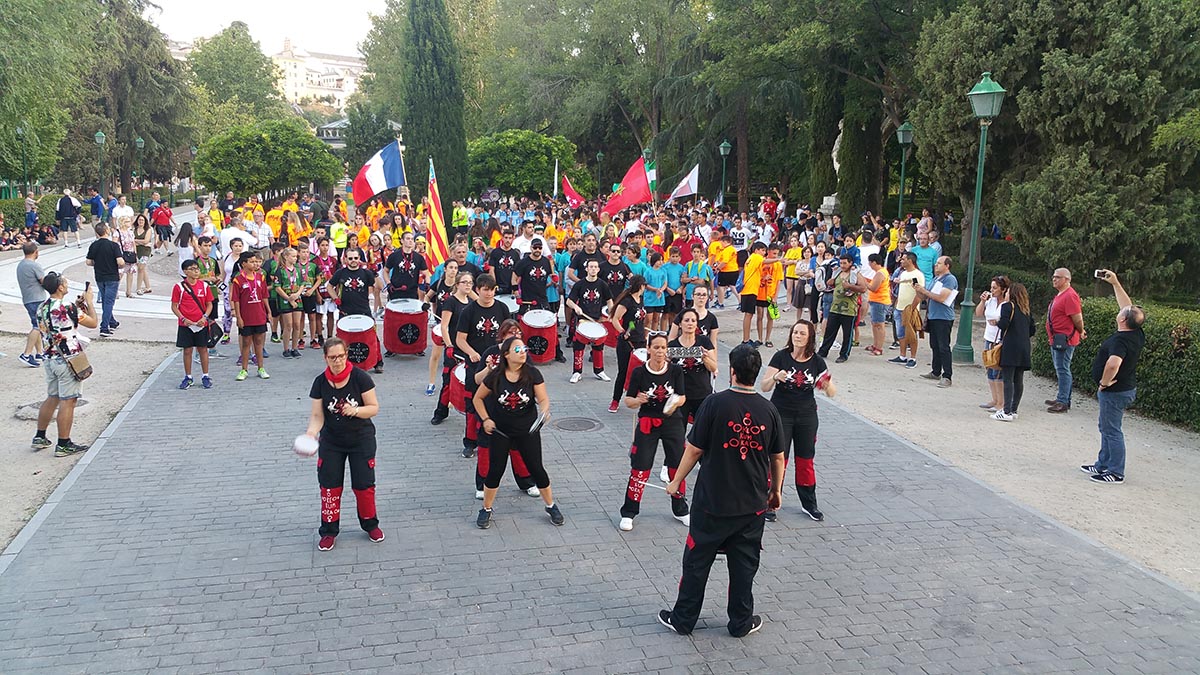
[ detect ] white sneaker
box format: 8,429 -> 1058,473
991,410 -> 1014,422
618,517 -> 634,531
526,486 -> 540,497
475,489 -> 484,500
594,371 -> 611,382
674,512 -> 691,527
832,341 -> 841,350
569,372 -> 582,384
659,466 -> 670,483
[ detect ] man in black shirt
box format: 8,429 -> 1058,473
329,251 -> 384,372
486,229 -> 520,294
513,239 -> 553,309
568,233 -> 606,284
454,274 -> 511,458
1083,270 -> 1146,485
659,343 -> 784,638
384,231 -> 428,300
599,243 -> 631,300
85,223 -> 126,336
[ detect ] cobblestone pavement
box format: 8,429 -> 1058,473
1,344 -> 1198,674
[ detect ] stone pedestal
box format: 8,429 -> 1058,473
820,194 -> 840,216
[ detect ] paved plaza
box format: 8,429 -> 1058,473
1,345 -> 1198,674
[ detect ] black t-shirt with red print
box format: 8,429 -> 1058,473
767,349 -> 829,416
668,336 -> 714,399
687,390 -> 785,516
599,260 -> 631,300
625,362 -> 685,419
568,278 -> 612,320
487,247 -> 520,293
329,266 -> 377,317
385,249 -> 427,293
673,311 -> 719,338
514,254 -> 553,303
456,300 -> 511,359
616,295 -> 646,347
309,368 -> 376,450
485,366 -> 545,435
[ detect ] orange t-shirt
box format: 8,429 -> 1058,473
757,261 -> 782,302
867,266 -> 892,304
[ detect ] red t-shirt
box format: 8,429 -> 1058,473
172,280 -> 212,326
669,236 -> 696,265
1046,286 -> 1082,346
151,206 -> 173,226
231,272 -> 269,326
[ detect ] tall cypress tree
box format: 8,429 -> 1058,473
402,0 -> 468,208
836,78 -> 882,219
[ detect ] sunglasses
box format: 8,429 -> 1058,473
510,345 -> 527,354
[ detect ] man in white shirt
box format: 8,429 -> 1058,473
109,195 -> 134,223
218,214 -> 257,256
512,220 -> 537,255
888,252 -> 926,368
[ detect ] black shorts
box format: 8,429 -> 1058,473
739,294 -> 758,314
756,299 -> 770,308
302,295 -> 318,314
176,325 -> 209,349
275,304 -> 301,315
240,324 -> 268,336
154,225 -> 172,241
665,294 -> 683,314
645,306 -> 665,314
717,271 -> 738,287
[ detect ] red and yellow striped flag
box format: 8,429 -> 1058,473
426,158 -> 451,267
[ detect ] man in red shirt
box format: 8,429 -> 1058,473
668,220 -> 697,265
1045,268 -> 1086,413
172,260 -> 214,389
150,202 -> 177,256
231,251 -> 270,381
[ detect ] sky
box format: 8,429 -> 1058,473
147,0 -> 387,57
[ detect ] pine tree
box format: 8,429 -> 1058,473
836,79 -> 882,219
402,0 -> 469,207
808,59 -> 845,208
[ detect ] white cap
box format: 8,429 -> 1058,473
63,189 -> 71,196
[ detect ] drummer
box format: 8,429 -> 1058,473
668,284 -> 720,344
454,273 -> 511,459
486,228 -> 519,295
470,319 -> 540,498
663,308 -> 718,482
618,333 -> 689,532
329,249 -> 385,374
384,231 -> 428,301
608,275 -> 647,413
513,237 -> 566,362
304,337 -> 384,552
566,258 -> 613,384
430,262 -> 475,423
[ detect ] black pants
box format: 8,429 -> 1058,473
1003,366 -> 1026,414
484,430 -> 549,490
433,346 -> 459,417
927,318 -> 953,379
613,339 -> 635,402
669,509 -> 764,636
317,440 -> 378,537
792,283 -> 818,322
780,410 -> 819,512
817,312 -> 854,360
621,417 -> 688,518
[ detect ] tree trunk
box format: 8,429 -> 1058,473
736,99 -> 750,213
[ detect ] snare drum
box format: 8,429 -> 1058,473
601,306 -> 618,348
520,309 -> 558,364
430,315 -> 444,347
383,299 -> 427,354
449,363 -> 467,413
335,315 -> 380,370
575,320 -> 607,346
624,347 -> 648,389
496,294 -> 519,314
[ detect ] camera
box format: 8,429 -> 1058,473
1094,269 -> 1108,279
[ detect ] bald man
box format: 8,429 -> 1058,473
1046,268 -> 1085,412
913,255 -> 959,388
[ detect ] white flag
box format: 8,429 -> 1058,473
665,164 -> 700,204
553,159 -> 559,199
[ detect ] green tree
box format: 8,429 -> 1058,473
343,101 -> 399,177
189,85 -> 258,146
402,0 -> 469,204
808,60 -> 846,206
188,22 -> 285,117
836,78 -> 883,218
194,119 -> 342,195
467,129 -> 593,197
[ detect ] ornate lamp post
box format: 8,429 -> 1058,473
94,131 -> 106,196
16,125 -> 29,198
718,139 -> 732,205
135,136 -> 145,207
595,151 -> 604,197
895,121 -> 914,221
189,146 -> 198,204
952,72 -> 1006,364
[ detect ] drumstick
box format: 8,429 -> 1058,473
632,479 -> 667,491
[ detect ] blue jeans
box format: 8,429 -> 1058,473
1096,388 -> 1136,477
1051,345 -> 1075,405
97,280 -> 119,331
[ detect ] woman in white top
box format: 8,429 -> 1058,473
975,275 -> 1010,412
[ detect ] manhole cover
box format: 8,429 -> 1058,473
553,417 -> 602,432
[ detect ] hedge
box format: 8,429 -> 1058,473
941,234 -> 1030,271
0,195 -> 60,231
1031,297 -> 1200,433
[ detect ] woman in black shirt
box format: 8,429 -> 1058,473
471,319 -> 538,498
668,309 -> 718,423
609,274 -> 647,412
619,333 -> 689,532
760,319 -> 837,522
431,266 -> 472,424
473,336 -> 562,529
424,258 -> 459,398
993,282 -> 1037,422
669,284 -> 720,344
305,337 -> 384,552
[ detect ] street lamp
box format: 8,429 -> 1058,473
952,72 -> 1006,364
895,121 -> 914,221
595,151 -> 604,197
718,139 -> 732,206
15,125 -> 28,198
135,136 -> 145,207
189,146 -> 198,204
94,131 -> 106,197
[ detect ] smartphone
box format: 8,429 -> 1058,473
1094,269 -> 1107,279
85,281 -> 91,293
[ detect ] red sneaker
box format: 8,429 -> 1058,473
296,340 -> 306,350
367,527 -> 385,543
608,400 -> 619,414
318,535 -> 336,551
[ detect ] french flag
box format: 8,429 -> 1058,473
351,141 -> 407,206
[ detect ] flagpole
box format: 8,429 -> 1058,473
553,159 -> 559,200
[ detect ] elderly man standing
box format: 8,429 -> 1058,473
1046,268 -> 1086,413
913,255 -> 959,388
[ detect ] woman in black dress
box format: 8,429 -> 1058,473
473,336 -> 563,529
609,274 -> 647,413
760,319 -> 837,522
661,308 -> 718,483
304,337 -> 384,551
993,282 -> 1036,422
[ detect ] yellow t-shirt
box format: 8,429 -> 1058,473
718,245 -> 738,273
741,252 -> 764,295
242,202 -> 265,220
783,247 -> 804,279
489,230 -> 502,248
265,209 -> 284,238
281,200 -> 299,214
356,226 -> 371,248
888,227 -> 900,252
289,221 -> 312,247
208,207 -> 224,231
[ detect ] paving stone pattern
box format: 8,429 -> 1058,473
1,348 -> 1198,674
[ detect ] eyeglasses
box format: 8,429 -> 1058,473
648,330 -> 669,337
325,353 -> 347,360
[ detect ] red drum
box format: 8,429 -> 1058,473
430,316 -> 444,347
624,347 -> 648,389
496,294 -> 519,315
449,363 -> 467,413
335,315 -> 380,370
602,306 -> 618,348
520,309 -> 558,364
576,320 -> 607,346
383,299 -> 427,354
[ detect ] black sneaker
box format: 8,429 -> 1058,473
764,510 -> 777,523
1090,472 -> 1124,485
799,504 -> 824,522
372,364 -> 384,374
657,610 -> 685,635
430,413 -> 447,425
476,507 -> 493,529
54,441 -> 89,458
835,356 -> 847,363
110,320 -> 120,329
99,330 -> 114,337
733,615 -> 764,637
31,436 -> 52,451
1080,464 -> 1102,475
461,445 -> 477,459
546,503 -> 564,526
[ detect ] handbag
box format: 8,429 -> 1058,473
984,304 -> 1009,369
66,351 -> 93,381
179,282 -> 222,348
1051,332 -> 1071,350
